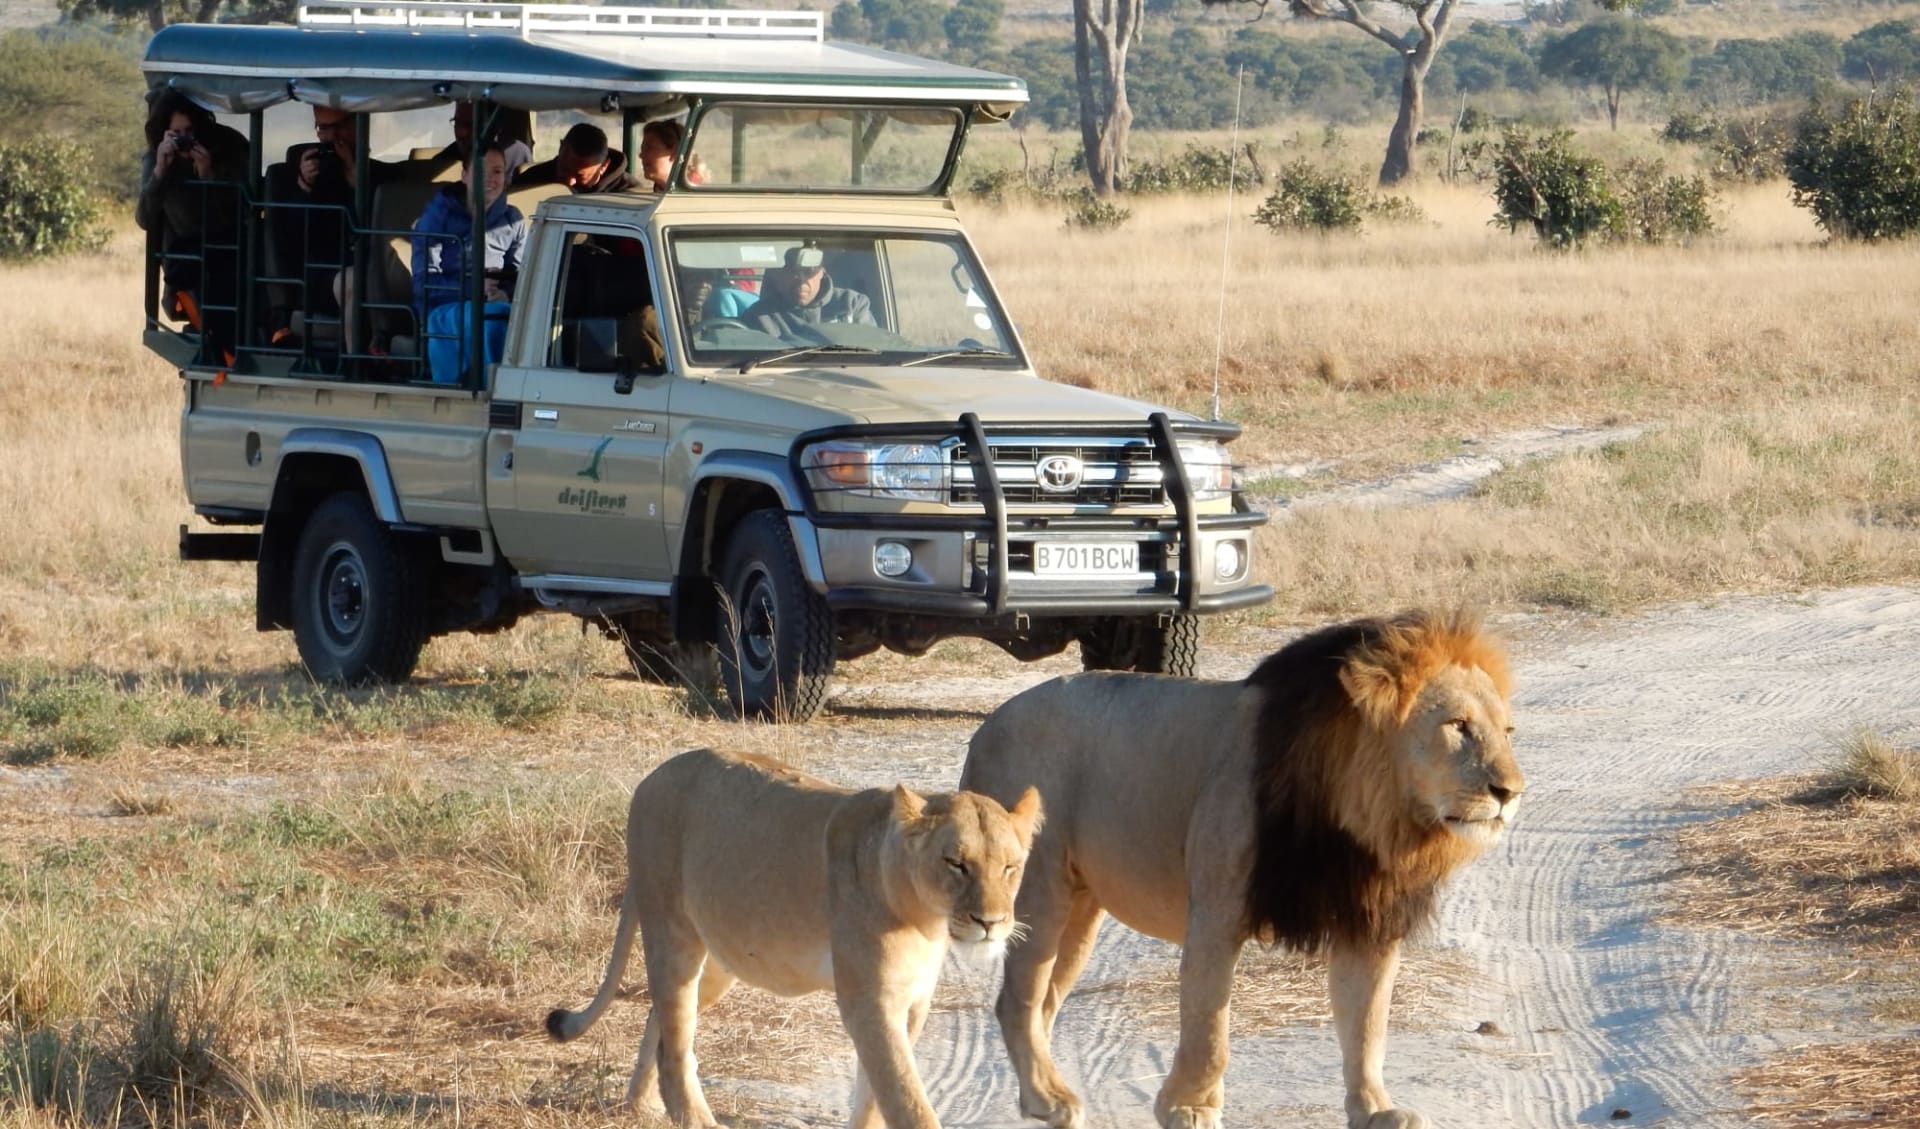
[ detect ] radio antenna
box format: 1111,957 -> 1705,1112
1209,65 -> 1246,423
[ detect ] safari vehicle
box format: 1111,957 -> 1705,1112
147,0 -> 1272,721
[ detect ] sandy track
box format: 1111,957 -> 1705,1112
765,586 -> 1920,1128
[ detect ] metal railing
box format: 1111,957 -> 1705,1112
297,1 -> 823,40
146,179 -> 482,386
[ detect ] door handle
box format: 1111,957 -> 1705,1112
532,408 -> 559,422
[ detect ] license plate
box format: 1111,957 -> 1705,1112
1032,541 -> 1139,576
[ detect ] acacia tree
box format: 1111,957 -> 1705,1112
1540,16 -> 1686,130
1074,0 -> 1143,195
1215,0 -> 1639,184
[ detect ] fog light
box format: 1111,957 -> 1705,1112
874,540 -> 914,578
1214,539 -> 1244,582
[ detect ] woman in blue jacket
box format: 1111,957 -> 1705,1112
412,141 -> 527,383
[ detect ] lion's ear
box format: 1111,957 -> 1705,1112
892,784 -> 927,824
1009,786 -> 1045,844
1339,657 -> 1417,730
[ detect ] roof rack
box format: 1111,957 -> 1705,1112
295,1 -> 824,41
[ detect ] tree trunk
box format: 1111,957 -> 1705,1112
1378,50 -> 1430,185
147,1 -> 168,31
1606,84 -> 1621,131
1072,0 -> 1140,196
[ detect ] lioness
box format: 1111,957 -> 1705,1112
960,609 -> 1523,1129
547,747 -> 1042,1129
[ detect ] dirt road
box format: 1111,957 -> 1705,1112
758,585 -> 1920,1128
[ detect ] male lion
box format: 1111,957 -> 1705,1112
959,609 -> 1522,1129
547,747 -> 1042,1129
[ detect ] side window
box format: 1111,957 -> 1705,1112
546,230 -> 663,372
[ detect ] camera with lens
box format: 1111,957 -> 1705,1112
170,129 -> 196,151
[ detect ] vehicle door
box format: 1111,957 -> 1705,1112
486,224 -> 674,580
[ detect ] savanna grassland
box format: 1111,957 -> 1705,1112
2,173 -> 1919,1128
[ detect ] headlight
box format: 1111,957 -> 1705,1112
803,441 -> 948,502
1176,441 -> 1234,501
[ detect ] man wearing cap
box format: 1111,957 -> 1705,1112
741,245 -> 874,338
517,123 -> 640,194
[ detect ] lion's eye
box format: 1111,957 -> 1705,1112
1448,718 -> 1472,734
945,857 -> 965,873
1505,725 -> 1516,735
1003,865 -> 1016,879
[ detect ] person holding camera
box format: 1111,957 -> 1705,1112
264,105 -> 399,350
137,91 -> 246,357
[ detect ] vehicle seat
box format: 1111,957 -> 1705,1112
368,178 -> 446,358
506,180 -> 569,219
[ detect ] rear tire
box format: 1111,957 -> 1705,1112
1078,614 -> 1201,677
289,493 -> 430,684
715,511 -> 835,721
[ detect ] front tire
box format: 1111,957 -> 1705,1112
1078,614 -> 1201,677
715,511 -> 835,721
290,493 -> 430,684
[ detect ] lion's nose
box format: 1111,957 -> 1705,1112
1488,782 -> 1518,805
971,913 -> 1006,931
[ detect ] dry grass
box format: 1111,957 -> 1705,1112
4,175 -> 1920,1125
1668,761 -> 1920,949
1669,733 -> 1920,1125
1830,730 -> 1920,802
1734,1040 -> 1920,1128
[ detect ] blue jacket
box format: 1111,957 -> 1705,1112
411,185 -> 527,316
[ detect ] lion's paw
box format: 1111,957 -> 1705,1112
1018,1090 -> 1084,1129
1158,1105 -> 1223,1129
1355,1109 -> 1429,1129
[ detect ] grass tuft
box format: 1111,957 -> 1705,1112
1830,730 -> 1920,803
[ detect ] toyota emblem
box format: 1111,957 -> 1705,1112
1036,454 -> 1084,492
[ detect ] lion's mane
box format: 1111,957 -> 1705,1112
1242,609 -> 1512,952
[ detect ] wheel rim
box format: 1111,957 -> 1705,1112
737,565 -> 778,684
319,541 -> 368,649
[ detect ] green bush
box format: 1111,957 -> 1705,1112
1489,128 -> 1623,248
1614,158 -> 1718,243
1710,112 -> 1792,182
1124,144 -> 1263,195
1662,109 -> 1718,145
0,139 -> 107,263
1365,193 -> 1429,226
1785,86 -> 1920,241
1062,188 -> 1131,232
1252,159 -> 1366,233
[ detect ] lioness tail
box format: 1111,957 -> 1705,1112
546,872 -> 642,1043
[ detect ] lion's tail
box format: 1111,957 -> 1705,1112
546,873 -> 641,1043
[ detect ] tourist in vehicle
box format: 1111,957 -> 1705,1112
436,104 -> 533,169
638,119 -> 708,191
136,90 -> 247,355
264,105 -> 401,348
412,141 -> 528,383
741,244 -> 874,337
518,123 -> 638,194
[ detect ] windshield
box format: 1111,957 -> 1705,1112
669,230 -> 1022,368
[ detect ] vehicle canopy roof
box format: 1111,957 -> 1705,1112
141,0 -> 1028,121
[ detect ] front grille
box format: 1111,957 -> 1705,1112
950,440 -> 1165,507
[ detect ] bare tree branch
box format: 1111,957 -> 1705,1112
1331,0 -> 1405,52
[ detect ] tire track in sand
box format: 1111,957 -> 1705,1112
785,587 -> 1920,1127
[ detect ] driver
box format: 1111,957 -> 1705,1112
740,244 -> 874,337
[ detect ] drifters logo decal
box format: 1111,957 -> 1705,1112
576,437 -> 612,482
562,438 -> 628,514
